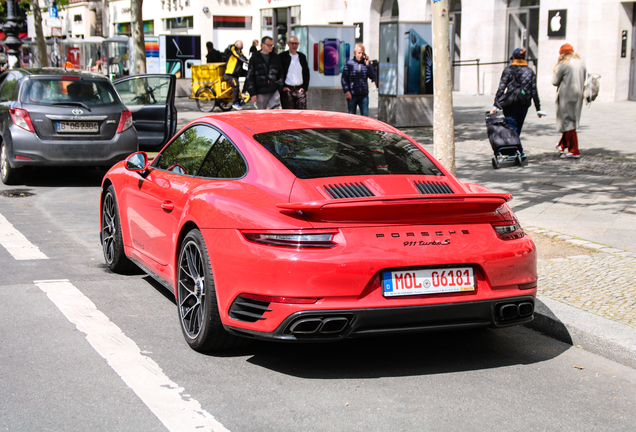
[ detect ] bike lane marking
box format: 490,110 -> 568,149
0,211 -> 48,260
35,279 -> 230,432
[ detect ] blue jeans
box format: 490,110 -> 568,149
347,94 -> 369,116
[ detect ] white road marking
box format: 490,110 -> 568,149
0,212 -> 48,260
35,279 -> 230,432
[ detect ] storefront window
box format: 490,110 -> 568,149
213,16 -> 252,29
116,20 -> 154,36
165,16 -> 194,30
508,0 -> 540,6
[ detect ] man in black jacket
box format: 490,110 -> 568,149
245,36 -> 284,109
205,42 -> 222,63
279,35 -> 310,109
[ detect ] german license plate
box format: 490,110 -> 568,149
382,267 -> 475,297
56,121 -> 98,133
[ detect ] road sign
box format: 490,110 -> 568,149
49,6 -> 58,18
51,27 -> 62,37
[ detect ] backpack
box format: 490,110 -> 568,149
584,73 -> 601,106
497,70 -> 532,109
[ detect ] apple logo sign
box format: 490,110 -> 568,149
548,10 -> 567,37
551,12 -> 561,32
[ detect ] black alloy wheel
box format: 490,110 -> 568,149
177,229 -> 241,352
101,185 -> 135,273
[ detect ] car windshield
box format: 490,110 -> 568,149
19,77 -> 118,107
252,128 -> 443,179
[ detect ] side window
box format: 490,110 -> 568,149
197,136 -> 247,179
156,125 -> 221,176
0,73 -> 18,102
114,76 -> 171,105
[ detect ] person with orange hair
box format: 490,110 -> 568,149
552,43 -> 587,158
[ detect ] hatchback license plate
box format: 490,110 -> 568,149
382,267 -> 475,297
56,121 -> 98,133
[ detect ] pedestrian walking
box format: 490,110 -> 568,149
341,44 -> 376,116
552,43 -> 587,158
245,37 -> 284,110
249,39 -> 259,57
280,35 -> 310,110
490,48 -> 545,141
223,40 -> 249,110
206,42 -> 222,63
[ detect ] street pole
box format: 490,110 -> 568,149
3,0 -> 23,69
431,0 -> 456,175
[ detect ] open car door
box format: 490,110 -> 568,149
113,74 -> 177,151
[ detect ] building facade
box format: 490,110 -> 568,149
28,0 -> 636,102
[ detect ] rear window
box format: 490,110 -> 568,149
19,78 -> 118,107
252,129 -> 442,179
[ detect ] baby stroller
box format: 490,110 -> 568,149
485,112 -> 527,169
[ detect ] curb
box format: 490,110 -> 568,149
525,296 -> 636,369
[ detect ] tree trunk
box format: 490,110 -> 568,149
32,2 -> 48,67
131,0 -> 146,74
431,0 -> 455,175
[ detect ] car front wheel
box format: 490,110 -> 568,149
1,142 -> 20,185
177,229 -> 241,352
101,185 -> 135,273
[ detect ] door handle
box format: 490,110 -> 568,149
161,201 -> 174,212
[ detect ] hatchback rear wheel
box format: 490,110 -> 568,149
1,142 -> 20,185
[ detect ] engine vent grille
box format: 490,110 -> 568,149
414,180 -> 454,195
229,296 -> 272,323
324,182 -> 375,199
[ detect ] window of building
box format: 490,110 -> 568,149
116,20 -> 154,36
381,0 -> 399,19
74,14 -> 82,23
213,16 -> 252,30
165,16 -> 194,30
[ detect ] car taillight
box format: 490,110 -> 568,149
117,110 -> 133,133
241,229 -> 338,248
10,108 -> 35,132
491,220 -> 525,240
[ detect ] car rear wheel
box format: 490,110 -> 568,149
177,229 -> 242,352
195,87 -> 216,112
101,185 -> 136,273
1,142 -> 20,185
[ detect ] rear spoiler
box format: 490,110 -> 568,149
277,193 -> 512,223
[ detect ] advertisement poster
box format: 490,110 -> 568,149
159,35 -> 201,79
297,26 -> 355,88
66,47 -> 81,70
379,23 -> 434,96
145,37 -> 160,74
400,23 -> 433,95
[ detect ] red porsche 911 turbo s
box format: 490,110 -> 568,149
100,110 -> 537,353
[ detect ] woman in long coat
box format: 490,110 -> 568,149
552,43 -> 587,158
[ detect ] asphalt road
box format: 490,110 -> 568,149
1,167 -> 635,432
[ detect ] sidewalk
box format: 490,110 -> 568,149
175,94 -> 636,367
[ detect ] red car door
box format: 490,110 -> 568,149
126,168 -> 191,267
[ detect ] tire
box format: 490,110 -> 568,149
195,87 -> 216,113
1,142 -> 20,185
177,229 -> 242,352
491,157 -> 499,170
101,185 -> 136,273
218,101 -> 233,111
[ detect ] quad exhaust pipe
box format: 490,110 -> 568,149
288,316 -> 351,335
497,301 -> 534,321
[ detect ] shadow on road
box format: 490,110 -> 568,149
222,325 -> 569,378
6,166 -> 108,187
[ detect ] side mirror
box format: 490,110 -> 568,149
125,151 -> 149,172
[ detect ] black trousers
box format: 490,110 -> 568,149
280,87 -> 307,109
223,74 -> 240,104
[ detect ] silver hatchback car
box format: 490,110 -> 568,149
0,69 -> 176,185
